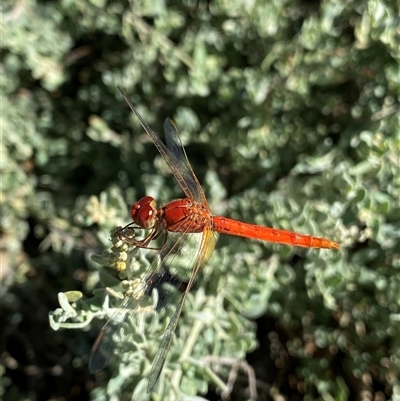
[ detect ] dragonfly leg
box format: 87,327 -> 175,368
117,225 -> 166,251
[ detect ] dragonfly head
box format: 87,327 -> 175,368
131,196 -> 157,229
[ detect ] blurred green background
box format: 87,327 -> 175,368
1,0 -> 399,400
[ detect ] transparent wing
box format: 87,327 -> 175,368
89,223 -> 208,376
118,87 -> 206,205
89,280 -> 149,373
147,228 -> 217,393
163,118 -> 206,205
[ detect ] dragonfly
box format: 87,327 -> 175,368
89,87 -> 340,393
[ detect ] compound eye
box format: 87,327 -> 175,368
130,196 -> 157,228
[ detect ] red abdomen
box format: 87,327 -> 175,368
212,216 -> 339,249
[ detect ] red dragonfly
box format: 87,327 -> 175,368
89,88 -> 339,393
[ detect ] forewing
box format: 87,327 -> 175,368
89,293 -> 145,373
163,118 -> 206,205
118,87 -> 206,204
147,228 -> 217,393
89,225 -> 204,375
144,228 -> 205,310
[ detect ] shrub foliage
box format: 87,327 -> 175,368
1,0 -> 399,400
